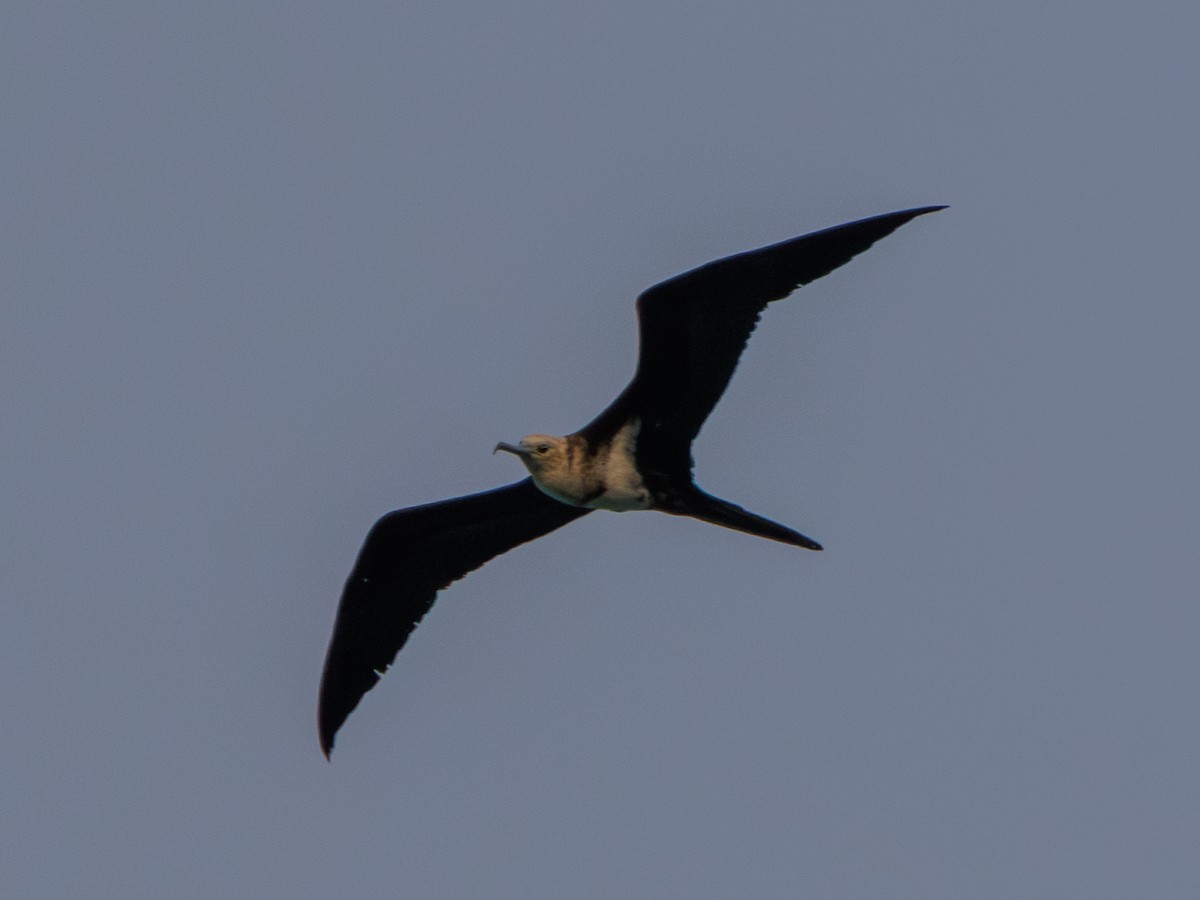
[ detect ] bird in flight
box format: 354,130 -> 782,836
318,205 -> 944,755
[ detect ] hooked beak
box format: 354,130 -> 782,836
493,441 -> 529,458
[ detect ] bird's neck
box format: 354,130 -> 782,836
531,423 -> 651,512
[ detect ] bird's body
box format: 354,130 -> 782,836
496,424 -> 652,511
318,205 -> 945,755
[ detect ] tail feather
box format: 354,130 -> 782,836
657,486 -> 822,550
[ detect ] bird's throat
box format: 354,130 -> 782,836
531,423 -> 652,511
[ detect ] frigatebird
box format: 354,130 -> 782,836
318,205 -> 944,755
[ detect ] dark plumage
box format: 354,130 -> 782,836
319,206 -> 944,755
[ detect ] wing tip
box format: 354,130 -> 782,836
318,712 -> 337,757
318,712 -> 339,759
889,204 -> 949,222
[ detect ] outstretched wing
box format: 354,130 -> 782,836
582,206 -> 945,471
318,478 -> 591,756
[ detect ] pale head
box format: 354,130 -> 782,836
493,434 -> 570,477
493,433 -> 583,504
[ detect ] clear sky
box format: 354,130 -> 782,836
3,2 -> 1198,898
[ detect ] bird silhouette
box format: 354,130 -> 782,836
318,205 -> 945,755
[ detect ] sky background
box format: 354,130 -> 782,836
3,2 -> 1198,897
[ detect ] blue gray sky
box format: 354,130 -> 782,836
4,2 -> 1198,897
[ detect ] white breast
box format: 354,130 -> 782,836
586,421 -> 652,512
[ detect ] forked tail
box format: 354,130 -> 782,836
656,485 -> 822,550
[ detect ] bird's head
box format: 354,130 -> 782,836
493,434 -> 570,480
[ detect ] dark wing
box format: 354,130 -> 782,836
318,478 -> 591,756
581,206 -> 945,471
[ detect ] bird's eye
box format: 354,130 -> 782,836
536,444 -> 551,454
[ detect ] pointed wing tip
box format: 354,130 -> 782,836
318,717 -> 338,758
895,204 -> 949,220
319,726 -> 335,758
838,204 -> 946,249
319,672 -> 369,763
318,675 -> 368,761
318,681 -> 371,759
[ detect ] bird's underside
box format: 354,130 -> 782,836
318,205 -> 944,755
